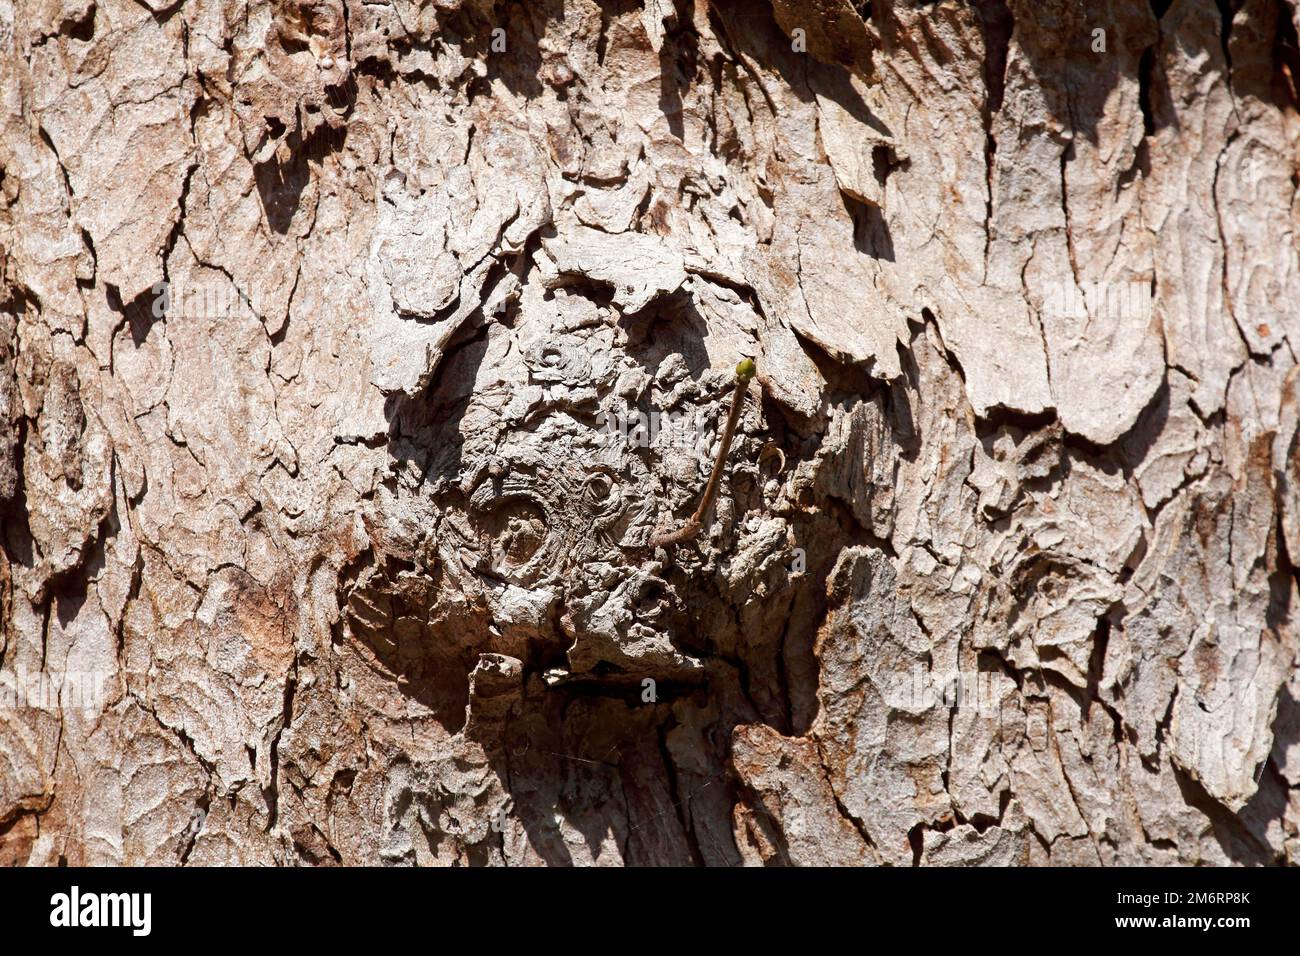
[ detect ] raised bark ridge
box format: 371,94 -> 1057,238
1,0 -> 1298,865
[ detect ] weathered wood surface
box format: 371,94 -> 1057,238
1,0 -> 1298,865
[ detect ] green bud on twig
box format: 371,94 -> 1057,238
648,358 -> 757,549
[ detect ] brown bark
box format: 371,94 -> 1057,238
1,0 -> 1298,865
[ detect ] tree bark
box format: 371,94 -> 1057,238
1,0 -> 1298,865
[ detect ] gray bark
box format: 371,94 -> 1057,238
1,0 -> 1298,865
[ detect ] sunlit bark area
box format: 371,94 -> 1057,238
2,0 -> 1298,865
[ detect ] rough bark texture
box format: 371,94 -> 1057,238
1,0 -> 1299,866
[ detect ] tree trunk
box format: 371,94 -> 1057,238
2,0 -> 1298,866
